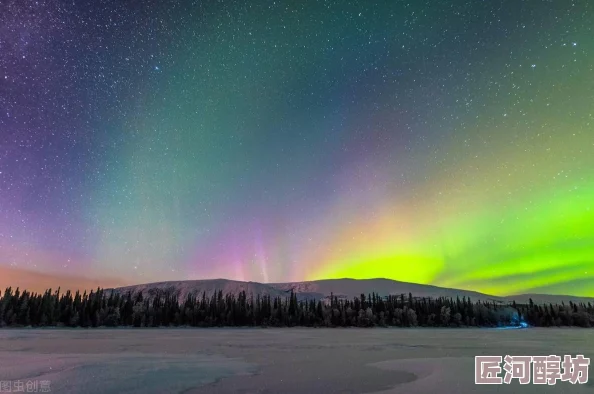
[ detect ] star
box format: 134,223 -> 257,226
0,0 -> 591,297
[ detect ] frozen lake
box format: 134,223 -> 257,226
0,328 -> 592,393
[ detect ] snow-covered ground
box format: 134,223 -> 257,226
0,328 -> 592,393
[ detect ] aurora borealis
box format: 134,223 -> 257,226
1,0 -> 593,296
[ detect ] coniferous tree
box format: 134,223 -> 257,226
0,285 -> 592,329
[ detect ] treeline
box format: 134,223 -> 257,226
0,286 -> 593,328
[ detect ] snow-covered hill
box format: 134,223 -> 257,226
268,278 -> 497,303
113,279 -> 288,302
109,278 -> 594,306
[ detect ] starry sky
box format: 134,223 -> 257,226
1,0 -> 593,296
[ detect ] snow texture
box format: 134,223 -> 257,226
109,278 -> 594,306
0,328 -> 592,393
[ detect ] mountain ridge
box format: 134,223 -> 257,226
109,278 -> 594,306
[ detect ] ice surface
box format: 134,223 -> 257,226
0,328 -> 592,393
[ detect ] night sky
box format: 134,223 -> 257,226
1,0 -> 593,296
